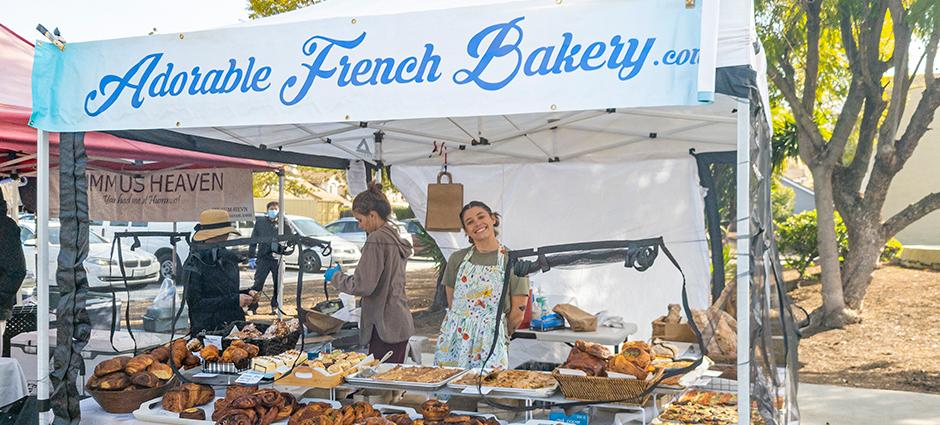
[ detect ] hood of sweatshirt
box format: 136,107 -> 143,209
375,223 -> 413,259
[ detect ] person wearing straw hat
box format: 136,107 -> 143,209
184,209 -> 257,336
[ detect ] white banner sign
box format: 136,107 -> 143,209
51,168 -> 254,222
31,0 -> 707,132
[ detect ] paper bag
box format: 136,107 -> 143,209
425,171 -> 463,231
553,303 -> 597,332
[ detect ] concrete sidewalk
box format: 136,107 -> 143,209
798,383 -> 940,425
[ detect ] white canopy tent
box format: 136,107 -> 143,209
29,1 -> 796,424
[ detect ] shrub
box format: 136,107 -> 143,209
771,176 -> 795,224
776,209 -> 903,279
881,238 -> 903,263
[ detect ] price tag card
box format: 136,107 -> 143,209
205,335 -> 223,349
235,370 -> 266,385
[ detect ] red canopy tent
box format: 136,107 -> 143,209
0,23 -> 274,177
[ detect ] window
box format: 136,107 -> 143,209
19,226 -> 34,244
131,221 -> 148,227
110,221 -> 129,227
90,220 -> 103,226
325,223 -> 344,234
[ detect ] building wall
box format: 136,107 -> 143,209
780,177 -> 816,214
254,198 -> 345,224
883,77 -> 940,246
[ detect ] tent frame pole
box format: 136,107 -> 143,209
735,99 -> 751,425
36,129 -> 52,424
277,170 -> 285,318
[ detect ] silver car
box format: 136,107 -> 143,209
324,217 -> 414,250
238,214 -> 361,273
20,221 -> 161,289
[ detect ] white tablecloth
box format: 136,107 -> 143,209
79,397 -> 139,424
0,357 -> 28,407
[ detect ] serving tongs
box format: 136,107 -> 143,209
357,350 -> 395,378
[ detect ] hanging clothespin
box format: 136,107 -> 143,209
36,24 -> 66,51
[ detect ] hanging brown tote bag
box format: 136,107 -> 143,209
425,171 -> 464,231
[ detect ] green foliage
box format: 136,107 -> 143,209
253,171 -> 312,198
393,206 -> 416,220
881,238 -> 904,263
777,209 -> 902,279
771,176 -> 795,225
247,0 -> 319,19
771,111 -> 799,172
722,243 -> 737,284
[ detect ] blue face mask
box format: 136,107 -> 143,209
267,210 -> 278,219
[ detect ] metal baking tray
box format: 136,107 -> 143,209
133,396 -> 339,424
446,370 -> 558,398
345,364 -> 468,389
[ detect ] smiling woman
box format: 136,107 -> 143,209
434,200 -> 530,370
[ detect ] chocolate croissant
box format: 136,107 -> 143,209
93,356 -> 130,377
182,383 -> 215,406
130,371 -> 162,388
125,354 -> 155,375
162,388 -> 190,413
97,372 -> 131,391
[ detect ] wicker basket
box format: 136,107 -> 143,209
552,368 -> 663,406
85,377 -> 177,414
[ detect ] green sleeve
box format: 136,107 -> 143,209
509,275 -> 530,296
442,250 -> 465,289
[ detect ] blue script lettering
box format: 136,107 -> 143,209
84,54 -> 271,116
453,17 -> 524,90
280,34 -> 441,105
454,18 -> 658,91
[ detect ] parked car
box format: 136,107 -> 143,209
20,220 -> 160,289
235,214 -> 361,273
90,219 -> 250,281
324,217 -> 414,250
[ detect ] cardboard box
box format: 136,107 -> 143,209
651,318 -> 698,343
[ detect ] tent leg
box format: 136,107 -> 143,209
277,170 -> 285,318
736,99 -> 751,425
36,129 -> 51,424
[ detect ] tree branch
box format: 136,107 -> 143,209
871,0 -> 912,172
801,0 -> 823,114
883,192 -> 940,237
768,69 -> 828,152
826,76 -> 866,162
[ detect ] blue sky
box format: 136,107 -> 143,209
3,0 -> 250,42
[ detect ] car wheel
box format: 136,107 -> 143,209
156,251 -> 181,281
301,251 -> 322,274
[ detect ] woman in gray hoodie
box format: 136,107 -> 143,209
325,183 -> 415,362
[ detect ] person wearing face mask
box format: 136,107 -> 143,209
249,201 -> 282,310
434,201 -> 529,369
323,183 -> 415,363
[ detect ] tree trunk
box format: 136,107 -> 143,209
841,218 -> 886,311
802,168 -> 861,334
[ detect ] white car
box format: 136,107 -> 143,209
20,221 -> 161,289
236,214 -> 361,273
324,217 -> 414,250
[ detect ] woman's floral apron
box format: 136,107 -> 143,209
434,247 -> 509,369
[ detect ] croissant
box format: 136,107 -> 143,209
222,347 -> 250,366
200,345 -> 221,363
575,340 -> 612,360
149,347 -> 171,363
149,362 -> 173,380
231,340 -> 260,357
182,383 -> 215,406
619,341 -> 652,370
130,371 -> 162,388
93,356 -> 130,377
183,352 -> 201,368
162,389 -> 190,413
171,339 -> 188,366
97,372 -> 131,390
607,355 -> 648,380
125,354 -> 155,375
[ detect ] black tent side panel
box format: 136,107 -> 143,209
51,132 -> 92,425
104,129 -> 350,169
